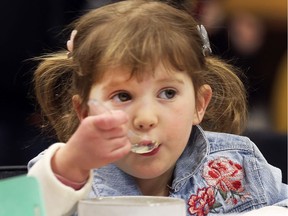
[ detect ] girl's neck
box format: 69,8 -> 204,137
135,167 -> 174,196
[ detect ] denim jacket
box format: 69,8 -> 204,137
28,126 -> 288,215
86,126 -> 288,215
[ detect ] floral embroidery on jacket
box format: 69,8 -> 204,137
188,157 -> 250,215
188,187 -> 216,216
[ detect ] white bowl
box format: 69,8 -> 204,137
78,196 -> 186,216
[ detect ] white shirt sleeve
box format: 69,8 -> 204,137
27,143 -> 93,216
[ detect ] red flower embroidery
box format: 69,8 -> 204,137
188,157 -> 251,215
202,157 -> 244,193
188,187 -> 215,216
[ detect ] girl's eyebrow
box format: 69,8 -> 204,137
101,76 -> 185,92
101,81 -> 128,93
156,77 -> 185,85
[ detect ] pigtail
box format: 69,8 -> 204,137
200,56 -> 248,134
33,52 -> 79,142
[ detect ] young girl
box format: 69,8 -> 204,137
28,0 -> 288,215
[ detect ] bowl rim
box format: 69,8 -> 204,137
79,196 -> 185,206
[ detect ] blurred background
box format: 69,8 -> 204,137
0,0 -> 287,182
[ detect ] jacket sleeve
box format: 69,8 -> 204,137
27,143 -> 93,216
251,141 -> 288,207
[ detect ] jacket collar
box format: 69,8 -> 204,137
169,125 -> 209,192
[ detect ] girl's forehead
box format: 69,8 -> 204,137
99,62 -> 188,82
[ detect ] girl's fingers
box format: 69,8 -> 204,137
87,99 -> 129,130
71,100 -> 130,167
98,127 -> 128,140
92,138 -> 130,165
107,141 -> 131,162
90,110 -> 128,130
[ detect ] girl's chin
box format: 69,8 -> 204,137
125,166 -> 172,180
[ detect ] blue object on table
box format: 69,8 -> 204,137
0,175 -> 46,216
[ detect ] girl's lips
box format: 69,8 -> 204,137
139,144 -> 161,156
138,140 -> 154,146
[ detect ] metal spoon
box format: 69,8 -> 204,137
127,130 -> 160,154
88,99 -> 159,154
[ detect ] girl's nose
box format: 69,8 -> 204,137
133,107 -> 158,131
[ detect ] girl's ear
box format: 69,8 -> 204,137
193,84 -> 212,125
72,95 -> 88,121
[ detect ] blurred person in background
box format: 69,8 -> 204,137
196,0 -> 286,132
195,0 -> 287,182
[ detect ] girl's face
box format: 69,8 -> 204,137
88,63 -> 209,182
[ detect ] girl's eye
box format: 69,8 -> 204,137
158,88 -> 177,99
111,92 -> 132,103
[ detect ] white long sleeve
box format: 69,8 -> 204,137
28,143 -> 93,216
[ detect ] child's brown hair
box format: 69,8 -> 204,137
34,0 -> 247,142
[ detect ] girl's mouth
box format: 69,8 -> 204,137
138,144 -> 161,156
131,140 -> 160,154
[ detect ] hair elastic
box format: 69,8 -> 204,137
197,25 -> 212,56
67,30 -> 77,58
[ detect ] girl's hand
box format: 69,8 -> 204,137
51,102 -> 131,182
